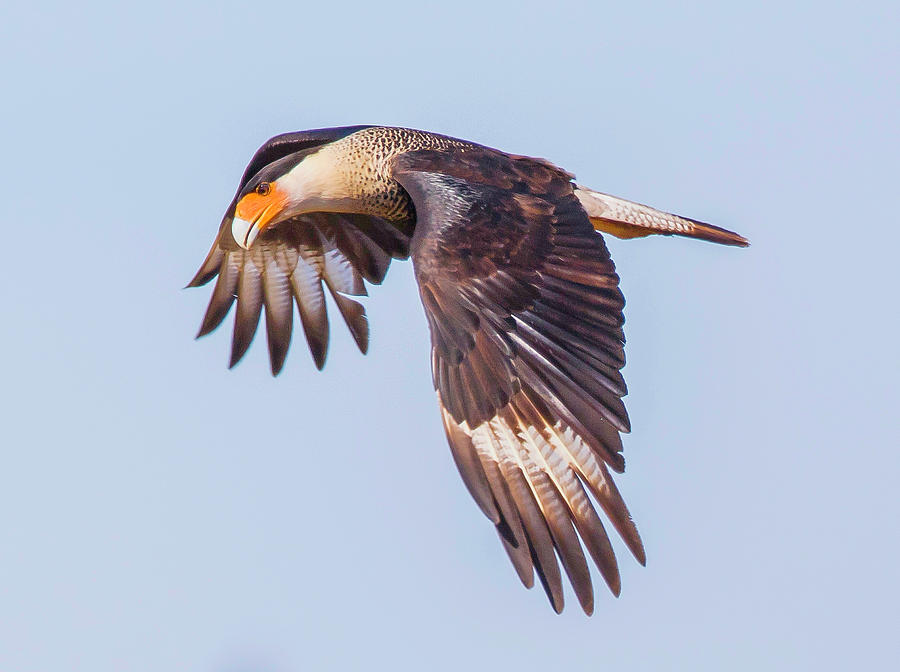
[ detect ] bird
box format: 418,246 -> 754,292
188,125 -> 748,614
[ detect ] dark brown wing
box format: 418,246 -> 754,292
189,211 -> 408,374
393,148 -> 645,615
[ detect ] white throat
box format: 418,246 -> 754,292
279,148 -> 356,216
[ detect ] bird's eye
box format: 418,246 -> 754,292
256,182 -> 270,196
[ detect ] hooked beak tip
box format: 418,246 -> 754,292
231,217 -> 260,250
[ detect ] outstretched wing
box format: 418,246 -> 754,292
393,148 -> 645,614
189,127 -> 407,373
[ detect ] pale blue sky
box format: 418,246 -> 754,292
1,1 -> 898,670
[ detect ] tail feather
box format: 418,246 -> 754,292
574,186 -> 749,247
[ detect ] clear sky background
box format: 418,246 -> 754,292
1,1 -> 898,670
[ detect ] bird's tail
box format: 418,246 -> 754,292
574,186 -> 749,247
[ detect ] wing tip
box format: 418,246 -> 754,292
265,329 -> 291,376
619,516 -> 647,567
196,313 -> 224,340
633,543 -> 647,567
500,529 -> 535,589
269,358 -> 286,376
229,340 -> 251,369
185,269 -> 215,289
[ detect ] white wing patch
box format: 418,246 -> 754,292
440,391 -> 644,613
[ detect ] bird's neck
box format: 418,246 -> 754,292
286,141 -> 415,223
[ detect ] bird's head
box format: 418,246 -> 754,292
230,148 -> 352,249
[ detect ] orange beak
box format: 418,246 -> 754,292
231,183 -> 290,249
